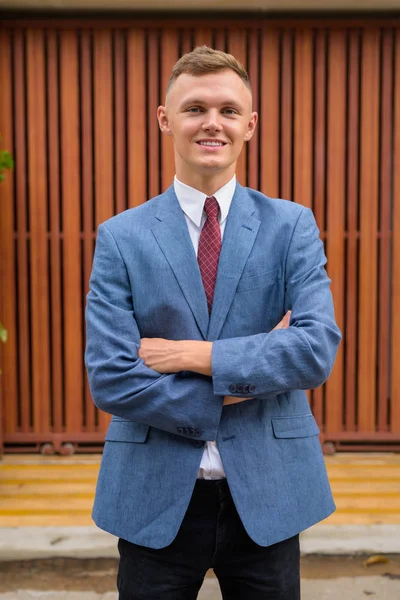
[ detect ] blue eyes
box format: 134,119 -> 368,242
187,107 -> 237,115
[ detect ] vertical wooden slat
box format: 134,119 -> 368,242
46,30 -> 63,434
160,30 -> 178,191
181,29 -> 193,55
0,29 -> 18,439
280,30 -> 294,200
114,30 -> 127,215
293,29 -> 313,208
260,29 -> 279,198
247,29 -> 260,191
377,30 -> 393,432
312,29 -> 328,428
60,30 -> 83,433
358,29 -> 380,432
148,30 -> 161,199
390,30 -> 400,434
194,28 -> 212,47
80,29 -> 95,432
214,30 -> 226,52
93,29 -> 113,432
12,30 -> 31,433
93,30 -> 114,225
26,29 -> 51,434
127,28 -> 147,205
345,30 -> 361,433
324,30 -> 346,436
227,30 -> 247,185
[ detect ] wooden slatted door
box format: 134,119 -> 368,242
1,18 -> 400,453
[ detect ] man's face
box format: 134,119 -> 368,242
157,69 -> 258,183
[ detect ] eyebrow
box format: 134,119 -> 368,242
180,98 -> 244,111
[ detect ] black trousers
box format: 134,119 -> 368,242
117,479 -> 300,599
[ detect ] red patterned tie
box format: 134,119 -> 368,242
198,196 -> 222,313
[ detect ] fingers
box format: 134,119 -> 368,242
273,310 -> 292,331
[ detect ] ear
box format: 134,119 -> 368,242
244,112 -> 258,142
157,106 -> 172,136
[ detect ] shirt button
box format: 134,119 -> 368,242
229,384 -> 237,393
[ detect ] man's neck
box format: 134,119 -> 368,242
175,169 -> 236,197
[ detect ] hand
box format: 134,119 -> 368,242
139,338 -> 212,375
139,338 -> 184,373
223,310 -> 292,406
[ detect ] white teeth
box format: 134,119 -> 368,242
199,141 -> 224,146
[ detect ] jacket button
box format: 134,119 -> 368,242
177,427 -> 184,434
236,384 -> 244,393
243,384 -> 250,393
194,440 -> 203,447
249,385 -> 256,393
229,384 -> 237,393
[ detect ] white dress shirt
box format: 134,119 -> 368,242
173,175 -> 236,480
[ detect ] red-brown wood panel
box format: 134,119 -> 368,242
46,30 -> 63,434
260,30 -> 279,198
324,30 -> 346,436
160,30 -> 178,191
311,29 -> 328,428
0,30 -> 18,438
358,29 -> 380,432
60,30 -> 83,434
80,29 -> 96,433
293,28 -> 313,209
127,29 -> 147,206
378,30 -> 394,433
114,30 -> 128,216
280,30 -> 294,200
93,30 -> 113,432
247,30 -> 260,191
391,30 -> 400,434
26,29 -> 51,434
345,30 -> 361,433
12,30 -> 31,434
227,30 -> 247,185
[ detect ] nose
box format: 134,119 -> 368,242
201,109 -> 222,132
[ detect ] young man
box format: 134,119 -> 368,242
85,46 -> 341,599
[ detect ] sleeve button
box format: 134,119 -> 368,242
249,385 -> 256,393
229,384 -> 237,393
177,427 -> 184,434
236,384 -> 244,393
243,384 -> 250,393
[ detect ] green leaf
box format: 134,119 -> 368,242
0,322 -> 7,343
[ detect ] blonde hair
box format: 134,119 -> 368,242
167,46 -> 251,93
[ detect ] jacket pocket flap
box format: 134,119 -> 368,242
236,267 -> 280,293
272,414 -> 320,438
105,419 -> 149,443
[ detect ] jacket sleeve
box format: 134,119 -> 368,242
85,223 -> 224,441
211,207 -> 342,398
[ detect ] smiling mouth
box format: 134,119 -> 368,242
196,141 -> 227,147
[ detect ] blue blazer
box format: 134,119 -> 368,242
85,183 -> 341,549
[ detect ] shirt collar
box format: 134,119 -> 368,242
173,175 -> 236,227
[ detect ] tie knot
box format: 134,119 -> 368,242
204,196 -> 220,220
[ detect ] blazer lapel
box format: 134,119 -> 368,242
207,184 -> 261,341
151,186 -> 209,339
